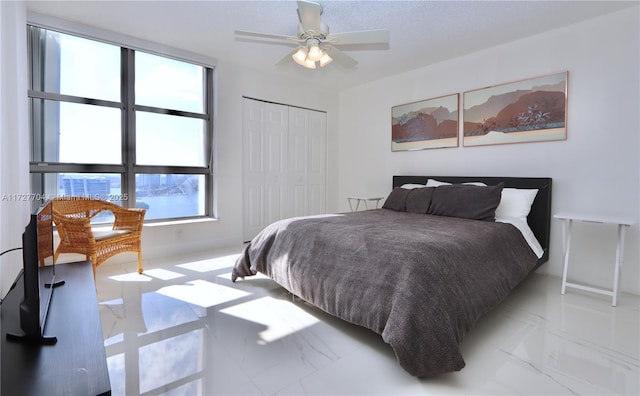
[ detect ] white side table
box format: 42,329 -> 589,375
554,212 -> 635,306
347,196 -> 384,212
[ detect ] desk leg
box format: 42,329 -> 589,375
612,224 -> 627,307
348,198 -> 355,212
561,219 -> 572,295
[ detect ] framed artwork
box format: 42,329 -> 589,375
391,93 -> 459,151
463,71 -> 567,147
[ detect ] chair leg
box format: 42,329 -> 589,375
137,252 -> 143,274
89,255 -> 97,282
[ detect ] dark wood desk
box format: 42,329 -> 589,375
1,261 -> 111,395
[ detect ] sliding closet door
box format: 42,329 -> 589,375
242,98 -> 289,242
289,107 -> 327,217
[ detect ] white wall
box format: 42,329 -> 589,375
0,1 -> 30,298
337,7 -> 640,294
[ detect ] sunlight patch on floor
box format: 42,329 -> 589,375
176,254 -> 241,273
109,272 -> 153,282
156,279 -> 249,308
143,268 -> 185,281
220,296 -> 320,344
100,298 -> 124,305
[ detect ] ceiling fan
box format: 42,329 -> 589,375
235,0 -> 390,69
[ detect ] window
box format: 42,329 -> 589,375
28,26 -> 214,221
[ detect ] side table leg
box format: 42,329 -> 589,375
561,219 -> 572,295
612,224 -> 627,307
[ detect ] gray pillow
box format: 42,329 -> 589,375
382,188 -> 411,211
428,183 -> 504,221
405,187 -> 434,214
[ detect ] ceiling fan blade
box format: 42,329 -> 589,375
297,0 -> 322,35
324,45 -> 358,69
326,29 -> 390,45
276,48 -> 298,66
235,30 -> 300,42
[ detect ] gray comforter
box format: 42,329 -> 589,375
232,209 -> 538,377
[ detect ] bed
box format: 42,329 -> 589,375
232,176 -> 552,377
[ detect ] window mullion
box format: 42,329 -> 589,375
205,67 -> 214,217
133,165 -> 209,174
134,104 -> 207,120
28,91 -> 123,109
122,48 -> 136,208
29,163 -> 126,173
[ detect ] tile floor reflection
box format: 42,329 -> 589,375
96,246 -> 639,395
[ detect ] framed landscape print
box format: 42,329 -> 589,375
392,93 -> 459,151
463,71 -> 567,147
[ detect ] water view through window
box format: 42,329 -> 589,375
53,173 -> 204,221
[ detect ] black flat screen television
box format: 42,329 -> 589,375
6,200 -> 63,345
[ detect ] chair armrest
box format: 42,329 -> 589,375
53,212 -> 95,243
111,207 -> 146,232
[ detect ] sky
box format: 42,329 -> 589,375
57,32 -> 205,167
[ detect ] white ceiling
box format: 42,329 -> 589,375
25,1 -> 638,91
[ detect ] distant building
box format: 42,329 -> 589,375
62,176 -> 110,197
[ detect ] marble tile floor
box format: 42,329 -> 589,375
95,246 -> 639,396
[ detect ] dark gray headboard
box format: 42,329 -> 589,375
393,176 -> 552,266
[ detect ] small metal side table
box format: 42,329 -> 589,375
554,212 -> 636,306
347,196 -> 384,212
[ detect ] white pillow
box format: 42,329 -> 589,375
495,188 -> 538,221
495,216 -> 544,258
400,183 -> 426,189
426,179 -> 487,187
426,179 -> 449,187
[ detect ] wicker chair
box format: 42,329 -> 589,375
37,200 -> 54,266
52,197 -> 146,279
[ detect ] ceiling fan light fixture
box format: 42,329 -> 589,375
307,44 -> 323,62
303,57 -> 317,69
319,52 -> 333,67
236,0 -> 390,70
292,47 -> 308,65
292,45 -> 321,69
